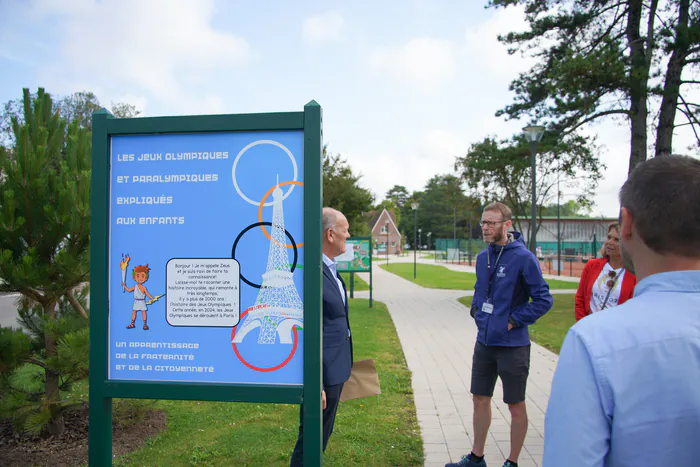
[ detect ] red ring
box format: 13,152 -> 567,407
231,308 -> 300,372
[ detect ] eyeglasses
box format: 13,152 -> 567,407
606,270 -> 617,288
480,220 -> 507,228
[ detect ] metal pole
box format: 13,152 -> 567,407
468,217 -> 473,266
386,223 -> 389,265
369,237 -> 373,308
557,161 -> 561,276
350,272 -> 355,298
413,209 -> 417,279
453,204 -> 456,263
529,141 -> 538,255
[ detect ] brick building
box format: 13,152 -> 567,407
367,209 -> 402,255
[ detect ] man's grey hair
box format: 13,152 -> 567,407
322,207 -> 341,232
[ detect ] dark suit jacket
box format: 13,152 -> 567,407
322,262 -> 353,387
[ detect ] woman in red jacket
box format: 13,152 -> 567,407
575,223 -> 637,321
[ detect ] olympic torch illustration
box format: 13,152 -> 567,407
120,253 -> 130,293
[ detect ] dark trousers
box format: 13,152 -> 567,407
290,383 -> 343,467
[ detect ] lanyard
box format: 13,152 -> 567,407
485,245 -> 505,302
600,269 -> 622,310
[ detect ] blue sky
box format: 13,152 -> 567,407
0,0 -> 672,217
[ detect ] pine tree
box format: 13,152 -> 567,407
0,88 -> 91,436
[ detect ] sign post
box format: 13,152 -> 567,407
89,102 -> 323,466
336,236 -> 372,307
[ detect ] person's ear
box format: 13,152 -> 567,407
619,208 -> 634,240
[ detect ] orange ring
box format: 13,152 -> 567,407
257,181 -> 304,249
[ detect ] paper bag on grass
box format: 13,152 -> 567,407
340,359 -> 381,402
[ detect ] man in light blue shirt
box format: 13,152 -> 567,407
543,155 -> 700,466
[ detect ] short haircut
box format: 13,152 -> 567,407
132,264 -> 150,279
322,207 -> 340,232
619,155 -> 700,257
483,202 -> 512,221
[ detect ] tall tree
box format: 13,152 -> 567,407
403,175 -> 480,246
1,91 -> 140,148
374,199 -> 401,227
385,185 -> 410,209
541,199 -> 593,217
0,88 -> 91,435
322,145 -> 375,235
489,0 -> 700,171
455,132 -> 604,246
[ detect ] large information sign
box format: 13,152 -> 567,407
89,104 -> 324,466
336,237 -> 371,272
109,132 -> 305,385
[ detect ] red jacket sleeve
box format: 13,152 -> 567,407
575,262 -> 593,322
618,270 -> 638,304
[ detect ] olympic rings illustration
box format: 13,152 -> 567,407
231,221 -> 298,288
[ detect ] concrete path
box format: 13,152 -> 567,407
356,263 -> 562,467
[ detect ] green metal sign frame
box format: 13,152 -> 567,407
336,236 -> 373,307
88,102 -> 324,466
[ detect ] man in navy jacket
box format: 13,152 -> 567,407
290,207 -> 353,466
448,202 -> 552,467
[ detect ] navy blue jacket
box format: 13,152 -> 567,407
471,232 -> 553,347
322,263 -> 353,387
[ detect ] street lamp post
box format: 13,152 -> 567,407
453,202 -> 457,263
411,202 -> 419,278
385,220 -> 390,265
522,125 -> 546,256
418,228 -> 422,257
557,158 -> 562,276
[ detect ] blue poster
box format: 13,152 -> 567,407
108,131 -> 305,385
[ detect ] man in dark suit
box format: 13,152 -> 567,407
290,207 -> 353,466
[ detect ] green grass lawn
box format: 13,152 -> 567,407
340,272 -> 369,292
457,294 -> 576,354
381,263 -> 477,290
113,299 -> 423,467
381,263 -> 579,290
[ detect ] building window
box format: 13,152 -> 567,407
391,242 -> 396,247
380,226 -> 388,233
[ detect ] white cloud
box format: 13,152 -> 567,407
32,0 -> 249,107
302,10 -> 344,44
416,129 -> 466,170
463,5 -> 532,75
370,37 -> 456,88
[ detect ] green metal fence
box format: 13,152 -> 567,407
434,237 -> 601,264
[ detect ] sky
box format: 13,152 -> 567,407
1,0 -> 697,218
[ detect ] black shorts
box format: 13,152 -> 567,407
470,341 -> 530,404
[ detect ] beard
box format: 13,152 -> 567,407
485,228 -> 505,244
491,231 -> 504,243
619,241 -> 635,275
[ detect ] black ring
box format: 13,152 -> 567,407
231,221 -> 298,289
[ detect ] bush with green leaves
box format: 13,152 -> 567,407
0,288 -> 89,435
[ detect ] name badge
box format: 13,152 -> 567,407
482,303 -> 494,314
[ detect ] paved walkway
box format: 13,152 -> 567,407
356,263 -> 563,467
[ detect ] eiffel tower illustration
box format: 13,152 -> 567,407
233,177 -> 303,344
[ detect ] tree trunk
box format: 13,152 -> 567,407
43,300 -> 65,436
627,0 -> 650,172
655,0 -> 690,157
